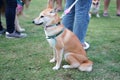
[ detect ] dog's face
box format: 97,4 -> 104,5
33,8 -> 60,28
92,0 -> 100,8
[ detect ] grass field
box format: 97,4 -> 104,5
0,0 -> 120,80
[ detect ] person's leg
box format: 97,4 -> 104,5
73,0 -> 92,44
0,0 -> 3,30
0,13 -> 3,31
103,0 -> 110,16
0,17 -> 6,35
5,0 -> 17,33
5,0 -> 27,38
48,0 -> 55,8
62,0 -> 75,31
116,0 -> 120,15
0,0 -> 6,35
56,0 -> 62,11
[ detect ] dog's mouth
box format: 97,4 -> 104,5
32,21 -> 43,25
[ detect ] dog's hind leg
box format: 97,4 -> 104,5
79,60 -> 93,72
63,53 -> 80,69
96,13 -> 100,18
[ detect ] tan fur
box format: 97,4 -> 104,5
33,7 -> 93,71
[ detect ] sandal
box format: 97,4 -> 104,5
103,13 -> 109,17
116,14 -> 120,17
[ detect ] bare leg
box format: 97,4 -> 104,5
104,0 -> 110,13
116,0 -> 120,15
56,0 -> 62,12
48,0 -> 55,8
103,0 -> 110,16
15,15 -> 25,32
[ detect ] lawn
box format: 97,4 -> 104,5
0,0 -> 120,80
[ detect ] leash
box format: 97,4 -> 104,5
61,0 -> 78,18
46,27 -> 65,39
45,23 -> 65,47
46,22 -> 61,28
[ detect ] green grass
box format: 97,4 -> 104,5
0,0 -> 120,80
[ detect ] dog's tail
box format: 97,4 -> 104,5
72,54 -> 93,72
72,52 -> 93,72
78,60 -> 93,72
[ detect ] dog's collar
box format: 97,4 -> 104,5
46,22 -> 61,28
46,27 -> 65,39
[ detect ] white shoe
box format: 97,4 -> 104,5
83,42 -> 90,50
6,31 -> 27,38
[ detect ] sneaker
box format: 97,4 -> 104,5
0,29 -> 6,36
82,42 -> 90,50
6,31 -> 27,38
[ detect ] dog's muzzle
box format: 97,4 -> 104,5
32,21 -> 43,25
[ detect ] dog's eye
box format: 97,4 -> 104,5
40,16 -> 44,18
50,11 -> 54,13
96,2 -> 99,5
93,3 -> 95,5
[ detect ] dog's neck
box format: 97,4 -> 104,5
46,27 -> 65,39
45,22 -> 61,28
44,22 -> 65,39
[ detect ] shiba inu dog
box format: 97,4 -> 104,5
89,0 -> 100,18
33,5 -> 93,71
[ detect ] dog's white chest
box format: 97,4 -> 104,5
90,7 -> 99,13
47,38 -> 56,48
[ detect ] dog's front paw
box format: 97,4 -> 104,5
96,14 -> 100,18
52,66 -> 60,70
62,65 -> 71,69
50,58 -> 55,63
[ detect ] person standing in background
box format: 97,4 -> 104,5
0,0 -> 27,38
48,0 -> 63,12
103,0 -> 120,17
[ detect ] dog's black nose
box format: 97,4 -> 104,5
32,21 -> 35,23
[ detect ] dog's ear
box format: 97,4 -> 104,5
50,9 -> 56,13
47,0 -> 53,9
50,9 -> 56,16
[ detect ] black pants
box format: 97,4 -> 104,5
0,0 -> 17,33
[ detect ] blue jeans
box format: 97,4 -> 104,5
62,0 -> 92,43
